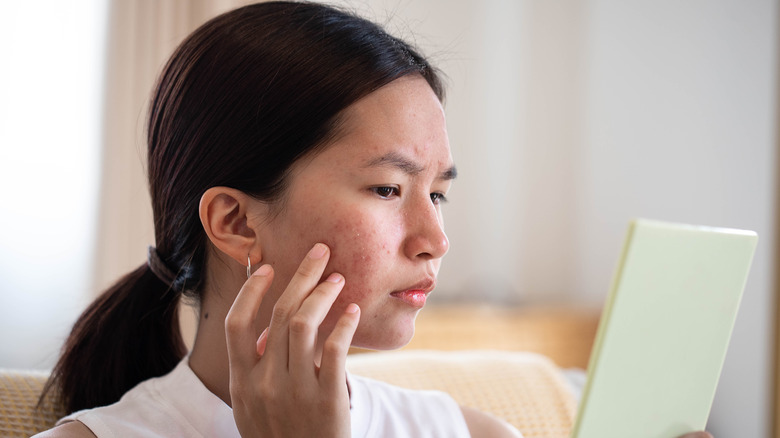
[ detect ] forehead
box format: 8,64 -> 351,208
321,76 -> 453,168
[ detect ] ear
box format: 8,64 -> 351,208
199,187 -> 262,267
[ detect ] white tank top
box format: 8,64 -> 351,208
54,358 -> 471,437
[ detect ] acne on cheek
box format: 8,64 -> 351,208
323,216 -> 383,300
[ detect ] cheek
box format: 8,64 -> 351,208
319,210 -> 399,303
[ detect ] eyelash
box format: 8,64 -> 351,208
370,187 -> 448,204
372,186 -> 399,199
430,192 -> 448,204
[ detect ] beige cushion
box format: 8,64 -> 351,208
0,369 -> 65,437
347,350 -> 577,438
0,350 -> 576,437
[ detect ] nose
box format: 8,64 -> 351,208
403,196 -> 450,261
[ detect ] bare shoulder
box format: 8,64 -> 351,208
34,421 -> 96,438
460,405 -> 523,438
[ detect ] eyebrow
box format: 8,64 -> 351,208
363,152 -> 458,181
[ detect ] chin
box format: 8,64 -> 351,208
351,316 -> 417,351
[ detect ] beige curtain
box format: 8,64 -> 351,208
91,0 -> 254,295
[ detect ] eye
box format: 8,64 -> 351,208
371,186 -> 400,199
430,192 -> 448,204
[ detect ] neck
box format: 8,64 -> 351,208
188,304 -> 233,406
188,251 -> 256,407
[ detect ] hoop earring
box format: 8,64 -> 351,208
247,255 -> 251,279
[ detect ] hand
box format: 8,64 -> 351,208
679,433 -> 713,438
225,243 -> 360,438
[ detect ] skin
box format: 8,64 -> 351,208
39,76 -> 715,438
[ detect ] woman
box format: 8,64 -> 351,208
37,2 -> 513,436
37,2 -> 713,437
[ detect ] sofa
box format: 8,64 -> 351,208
1,305 -> 596,437
0,349 -> 577,437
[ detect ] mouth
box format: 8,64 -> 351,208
390,280 -> 435,308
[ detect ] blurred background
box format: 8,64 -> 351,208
0,0 -> 777,436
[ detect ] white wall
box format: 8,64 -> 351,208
0,1 -> 106,369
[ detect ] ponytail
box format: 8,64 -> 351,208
41,263 -> 185,413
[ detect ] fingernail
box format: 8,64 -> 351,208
256,327 -> 269,356
325,273 -> 342,283
308,243 -> 327,259
346,303 -> 359,314
253,264 -> 272,277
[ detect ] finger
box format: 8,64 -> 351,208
265,243 -> 330,366
319,303 -> 360,391
225,264 -> 274,372
288,272 -> 345,378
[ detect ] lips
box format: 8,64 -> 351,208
390,290 -> 429,307
390,279 -> 435,308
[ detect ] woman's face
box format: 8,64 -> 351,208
252,76 -> 454,350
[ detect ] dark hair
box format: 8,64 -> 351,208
42,1 -> 444,414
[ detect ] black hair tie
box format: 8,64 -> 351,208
147,246 -> 177,287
